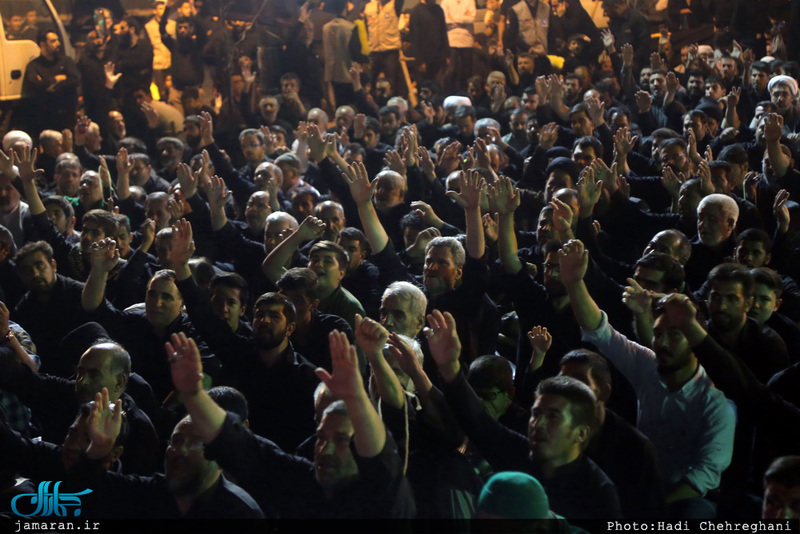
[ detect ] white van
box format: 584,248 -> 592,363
0,0 -> 73,102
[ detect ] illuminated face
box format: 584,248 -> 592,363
314,412 -> 358,491
245,191 -> 271,232
79,220 -> 107,254
517,56 -> 535,75
45,204 -> 70,234
660,144 -> 689,174
210,285 -> 245,332
373,174 -> 405,210
707,280 -> 751,333
261,98 -> 279,122
563,78 -> 580,100
763,482 -> 800,519
652,315 -> 693,374
379,113 -> 399,137
749,283 -> 780,325
75,346 -> 123,404
687,75 -> 705,96
264,218 -> 293,253
165,418 -> 218,497
751,69 -> 768,92
697,203 -> 734,248
145,277 -> 183,330
771,83 -> 795,113
649,73 -> 667,99
527,394 -> 583,463
240,133 -> 266,164
633,266 -> 669,293
720,58 -> 737,80
115,225 -> 131,258
734,240 -> 770,268
705,81 -> 725,101
318,206 -> 345,242
572,144 -> 596,169
252,303 -> 292,350
569,111 -> 593,137
379,293 -> 423,337
308,250 -> 346,291
56,165 -> 81,197
17,251 -> 56,293
643,232 -> 685,264
423,246 -> 463,295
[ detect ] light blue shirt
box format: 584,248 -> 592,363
581,312 -> 736,495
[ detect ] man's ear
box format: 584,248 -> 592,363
765,252 -> 772,266
285,321 -> 297,338
68,216 -> 76,233
309,298 -> 320,313
744,296 -> 754,313
115,373 -> 128,393
575,424 -> 591,444
51,259 -> 57,271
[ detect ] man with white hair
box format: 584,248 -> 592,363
685,194 -> 740,290
767,75 -> 799,134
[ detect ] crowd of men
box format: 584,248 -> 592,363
1,0 -> 800,526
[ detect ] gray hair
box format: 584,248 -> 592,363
425,236 -> 466,269
382,281 -> 427,323
266,211 -> 299,230
698,193 -> 739,226
474,117 -> 501,137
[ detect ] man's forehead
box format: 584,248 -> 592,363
319,411 -> 353,433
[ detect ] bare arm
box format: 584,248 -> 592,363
261,216 -> 325,283
81,239 -> 120,312
355,315 -> 405,409
560,239 -> 603,331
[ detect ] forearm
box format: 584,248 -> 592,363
497,213 -> 522,274
767,140 -> 790,179
344,390 -> 386,458
633,310 -> 655,348
182,390 -> 226,443
367,354 -> 406,409
261,231 -> 302,282
22,180 -> 45,216
565,280 -> 603,331
357,202 -> 389,254
464,207 -> 484,259
82,271 -> 109,312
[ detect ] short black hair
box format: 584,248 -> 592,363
635,252 -> 685,292
559,349 -> 612,392
750,267 -> 783,298
534,376 -> 596,429
209,272 -> 250,307
707,262 -> 754,297
254,292 -> 297,324
208,386 -> 249,422
736,228 -> 772,252
765,456 -> 800,488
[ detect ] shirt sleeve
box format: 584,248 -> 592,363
681,392 -> 736,496
580,311 -> 658,392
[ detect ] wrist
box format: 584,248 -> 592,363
437,360 -> 460,383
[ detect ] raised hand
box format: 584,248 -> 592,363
483,213 -> 499,242
447,170 -> 485,211
198,111 -> 214,146
88,238 -> 120,273
139,218 -> 156,253
774,189 -> 791,233
695,160 -> 714,195
656,293 -> 698,328
650,51 -> 664,71
425,310 -> 461,374
354,314 -> 390,357
763,113 -> 784,143
387,332 -> 423,380
316,330 -> 364,400
166,332 -> 204,395
614,126 -> 638,157
473,137 -> 492,169
726,86 -> 740,109
176,162 -> 198,199
104,62 -> 121,89
622,278 -> 653,315
86,387 -> 122,460
411,200 -> 444,228
527,325 -> 552,372
406,227 -> 441,257
307,124 -> 326,163
558,239 -> 588,285
141,102 -> 159,129
538,122 -> 559,150
296,215 -> 326,241
353,113 -> 366,139
343,161 -> 377,205
585,96 -> 605,126
487,174 -> 520,215
550,197 -> 574,234
207,173 -> 229,208
635,91 -> 652,113
600,28 -> 614,50
418,147 -> 436,180
74,115 -> 91,146
577,166 -> 603,218
13,146 -> 42,185
383,150 -> 407,176
661,165 -> 686,199
622,43 -> 634,68
169,218 -> 195,268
